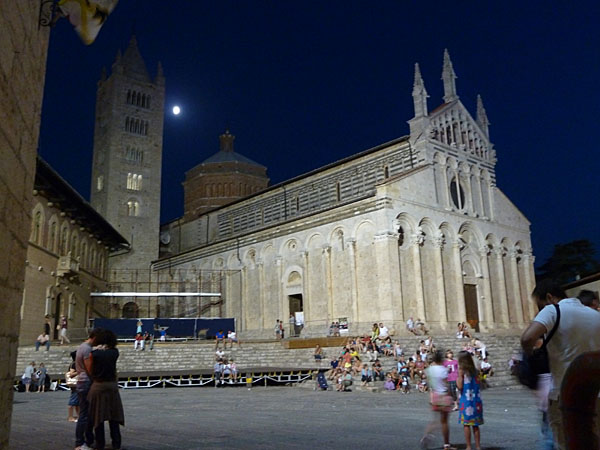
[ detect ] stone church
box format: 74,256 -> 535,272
87,38 -> 535,337
154,50 -> 535,337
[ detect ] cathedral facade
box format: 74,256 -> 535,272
156,51 -> 536,337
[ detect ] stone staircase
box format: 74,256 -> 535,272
15,334 -> 522,388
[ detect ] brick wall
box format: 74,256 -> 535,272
0,2 -> 49,447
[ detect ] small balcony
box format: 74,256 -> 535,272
57,254 -> 80,277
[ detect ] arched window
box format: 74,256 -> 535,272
31,210 -> 42,244
142,94 -> 146,108
97,175 -> 104,191
48,220 -> 57,252
384,166 -> 390,179
90,248 -> 96,272
60,225 -> 69,255
397,226 -> 405,247
336,182 -> 341,202
450,177 -> 465,210
146,95 -> 151,108
98,254 -> 105,277
127,200 -> 140,217
80,241 -> 87,267
136,92 -> 141,106
70,234 -> 78,256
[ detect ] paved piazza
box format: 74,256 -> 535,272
11,386 -> 541,449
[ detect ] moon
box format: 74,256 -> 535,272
172,106 -> 181,115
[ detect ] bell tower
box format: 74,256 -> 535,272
90,36 -> 165,270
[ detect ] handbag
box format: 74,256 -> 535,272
517,304 -> 560,389
65,370 -> 78,388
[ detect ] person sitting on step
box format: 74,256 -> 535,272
133,333 -> 144,351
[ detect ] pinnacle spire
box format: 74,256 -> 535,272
412,63 -> 428,117
121,35 -> 151,82
476,94 -> 490,137
441,49 -> 458,103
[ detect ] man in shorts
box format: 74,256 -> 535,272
521,280 -> 600,450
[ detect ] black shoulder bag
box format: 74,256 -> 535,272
517,304 -> 561,389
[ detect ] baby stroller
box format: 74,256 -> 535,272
316,371 -> 329,391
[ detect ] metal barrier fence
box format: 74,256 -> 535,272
25,369 -> 315,391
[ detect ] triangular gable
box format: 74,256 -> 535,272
425,100 -> 494,164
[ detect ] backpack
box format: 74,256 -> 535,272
517,304 -> 560,389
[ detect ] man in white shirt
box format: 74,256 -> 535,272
406,317 -> 417,335
378,323 -> 389,339
521,280 -> 600,450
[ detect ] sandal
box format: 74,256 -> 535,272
443,445 -> 457,450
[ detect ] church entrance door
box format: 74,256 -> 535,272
463,284 -> 479,332
289,294 -> 303,337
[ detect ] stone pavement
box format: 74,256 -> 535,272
11,386 -> 542,449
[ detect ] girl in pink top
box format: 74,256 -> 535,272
443,350 -> 459,411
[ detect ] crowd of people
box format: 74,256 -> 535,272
316,321 -> 492,400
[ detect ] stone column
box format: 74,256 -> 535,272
478,246 -> 495,327
440,163 -> 451,210
462,167 -> 475,215
301,251 -> 311,329
275,256 -> 283,322
323,246 -> 333,322
508,248 -> 524,324
452,238 -> 467,322
240,265 -> 248,330
257,258 -> 265,329
346,239 -> 359,328
476,173 -> 486,218
492,248 -> 510,325
411,229 -> 426,320
521,250 -> 536,321
431,232 -> 448,327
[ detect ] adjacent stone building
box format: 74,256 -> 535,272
20,157 -> 128,346
157,51 -> 536,338
0,3 -> 50,447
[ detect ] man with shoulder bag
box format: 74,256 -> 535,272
521,280 -> 600,450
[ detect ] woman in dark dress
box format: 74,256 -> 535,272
85,329 -> 124,450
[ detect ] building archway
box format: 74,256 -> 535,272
122,302 -> 139,319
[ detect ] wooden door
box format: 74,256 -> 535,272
463,284 -> 479,332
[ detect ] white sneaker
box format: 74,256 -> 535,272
75,444 -> 93,450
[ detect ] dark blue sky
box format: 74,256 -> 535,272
39,1 -> 600,269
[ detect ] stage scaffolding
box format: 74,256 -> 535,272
95,268 -> 235,318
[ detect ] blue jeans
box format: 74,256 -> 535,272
75,380 -> 94,447
35,341 -> 50,351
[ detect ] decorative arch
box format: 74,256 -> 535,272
418,217 -> 437,247
353,220 -> 376,245
122,302 -> 139,319
329,226 -> 347,251
31,203 -> 45,245
394,212 -> 417,249
458,222 -> 483,249
280,238 -> 301,257
59,222 -> 70,255
305,233 -> 324,251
